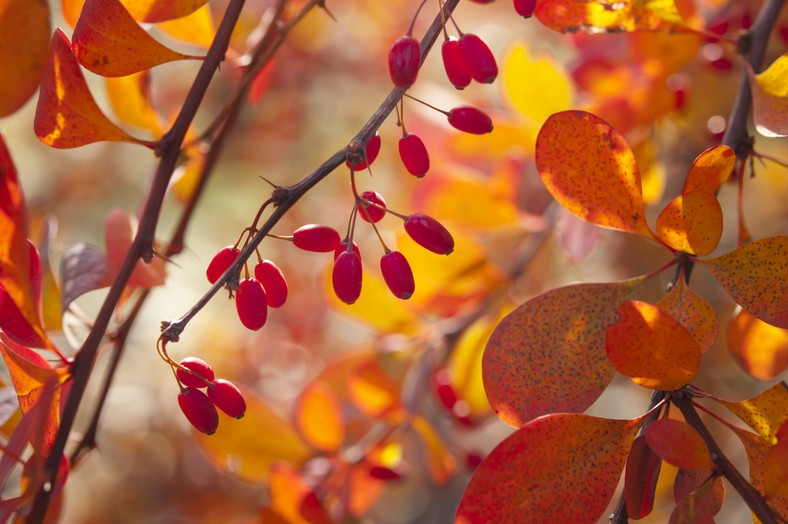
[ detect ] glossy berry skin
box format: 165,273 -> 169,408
513,0 -> 537,18
447,106 -> 493,135
358,191 -> 387,223
398,133 -> 430,178
346,132 -> 381,171
334,239 -> 361,260
292,224 -> 341,252
389,36 -> 421,88
176,357 -> 215,388
178,388 -> 219,435
458,34 -> 497,84
369,466 -> 401,480
332,250 -> 363,305
254,259 -> 288,308
380,251 -> 415,300
441,38 -> 472,90
404,213 -> 455,255
236,278 -> 268,330
208,379 -> 247,419
206,246 -> 239,284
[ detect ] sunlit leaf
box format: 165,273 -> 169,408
411,415 -> 456,485
748,54 -> 788,138
38,217 -> 62,332
0,0 -> 50,116
632,137 -> 666,206
449,118 -> 538,161
535,110 -> 653,237
105,71 -> 163,136
294,380 -> 344,453
670,469 -> 724,524
105,209 -> 166,288
764,422 -> 788,499
0,240 -> 51,350
196,386 -> 311,484
484,277 -> 646,427
346,360 -> 404,421
456,414 -> 643,524
655,192 -> 723,256
61,0 -> 83,28
624,434 -> 662,519
606,300 -> 700,390
714,383 -> 788,444
120,0 -> 208,22
698,236 -> 788,328
727,308 -> 788,381
267,462 -> 332,524
534,0 -> 688,34
72,0 -> 199,77
731,427 -> 788,519
644,419 -> 713,469
682,145 -> 736,194
656,277 -> 718,352
157,3 -> 215,48
34,29 -> 145,148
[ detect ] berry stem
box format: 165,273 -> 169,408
407,0 -> 430,36
403,93 -> 449,116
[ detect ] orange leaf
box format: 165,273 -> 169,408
34,29 -> 145,148
72,0 -> 198,77
119,0 -> 209,23
346,360 -> 403,421
606,300 -> 700,390
267,462 -> 332,524
456,413 -> 643,524
728,308 -> 788,381
624,434 -> 663,519
535,110 -> 653,237
682,145 -> 736,194
61,0 -> 83,28
0,0 -> 50,116
156,3 -> 215,48
655,192 -> 723,255
105,71 -> 163,136
105,209 -> 166,288
534,0 -> 688,34
294,380 -> 344,453
732,427 -> 788,519
411,415 -> 456,485
765,422 -> 788,499
714,383 -> 788,444
698,236 -> 788,328
748,54 -> 788,138
645,419 -> 713,469
671,469 -> 724,523
0,241 -> 51,349
483,277 -> 646,427
656,277 -> 718,352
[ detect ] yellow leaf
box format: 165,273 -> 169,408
294,380 -> 344,453
105,71 -> 163,136
728,309 -> 788,381
749,54 -> 788,138
156,3 -> 215,48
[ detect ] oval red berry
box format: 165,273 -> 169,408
254,259 -> 288,308
208,379 -> 247,419
206,246 -> 239,284
358,191 -> 387,223
346,132 -> 382,171
388,36 -> 421,88
334,239 -> 361,260
404,213 -> 455,255
236,278 -> 268,330
178,388 -> 219,435
447,106 -> 493,135
398,133 -> 430,178
380,250 -> 415,300
513,0 -> 537,18
441,38 -> 471,90
458,33 -> 497,84
292,224 -> 341,252
176,357 -> 215,388
332,251 -> 363,305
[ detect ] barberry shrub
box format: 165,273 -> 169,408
0,0 -> 786,523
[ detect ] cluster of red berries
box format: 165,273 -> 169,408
175,357 -> 247,435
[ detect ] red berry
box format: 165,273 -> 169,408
254,259 -> 288,308
332,250 -> 362,305
380,251 -> 414,300
208,379 -> 247,419
346,132 -> 382,171
292,224 -> 341,252
447,106 -> 493,135
398,133 -> 430,178
236,278 -> 268,330
176,357 -> 215,388
433,369 -> 458,409
513,0 -> 537,17
457,34 -> 497,84
334,239 -> 361,260
206,246 -> 239,284
388,36 -> 421,88
178,388 -> 219,435
441,38 -> 472,90
369,466 -> 401,480
358,191 -> 387,223
404,213 -> 455,255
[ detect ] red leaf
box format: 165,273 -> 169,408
624,434 -> 662,519
456,414 -> 643,524
644,419 -> 713,469
670,469 -> 724,524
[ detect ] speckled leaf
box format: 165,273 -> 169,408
748,54 -> 788,137
727,308 -> 788,381
105,71 -> 163,136
670,469 -> 724,524
645,419 -> 713,469
34,29 -> 143,148
72,0 -> 198,77
0,0 -> 50,116
698,236 -> 788,328
731,427 -> 788,519
607,301 -> 700,390
535,110 -> 653,238
682,145 -> 736,194
657,277 -> 718,352
483,277 -> 646,428
656,192 -> 723,256
119,0 -> 209,22
765,422 -> 788,499
534,0 -> 688,34
715,383 -> 788,444
456,414 -> 643,524
294,380 -> 344,453
624,434 -> 663,519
